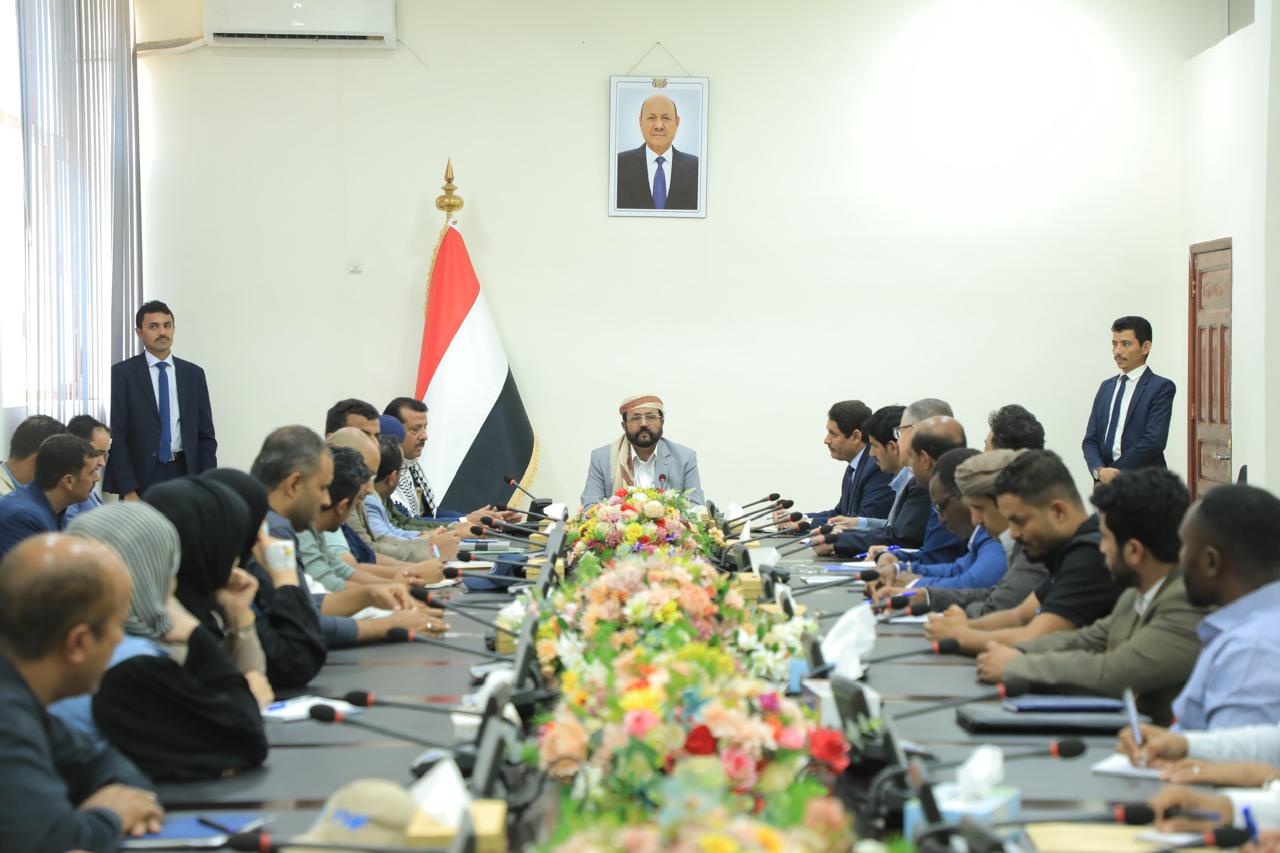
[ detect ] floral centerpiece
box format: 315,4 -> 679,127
536,642 -> 850,841
567,487 -> 724,566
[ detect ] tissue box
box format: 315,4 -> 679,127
903,783 -> 1020,841
736,573 -> 763,604
495,631 -> 516,655
407,800 -> 507,852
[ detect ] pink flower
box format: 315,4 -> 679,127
624,709 -> 659,738
720,747 -> 760,790
605,530 -> 623,547
759,693 -> 780,713
777,726 -> 806,751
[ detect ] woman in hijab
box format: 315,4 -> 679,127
202,467 -> 327,688
56,501 -> 269,782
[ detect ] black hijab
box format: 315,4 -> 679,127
201,468 -> 270,565
144,477 -> 249,632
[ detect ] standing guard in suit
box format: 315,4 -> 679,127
1081,316 -> 1176,484
580,394 -> 703,507
104,301 -> 218,500
615,95 -> 700,211
805,400 -> 895,527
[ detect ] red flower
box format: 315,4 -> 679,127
615,488 -> 629,498
684,724 -> 717,756
809,727 -> 850,773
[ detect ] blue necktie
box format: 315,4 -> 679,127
652,156 -> 667,209
156,362 -> 173,463
839,465 -> 855,516
1102,374 -> 1129,462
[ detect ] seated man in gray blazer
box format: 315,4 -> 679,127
581,394 -> 704,508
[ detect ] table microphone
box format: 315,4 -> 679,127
413,593 -> 518,637
737,492 -> 783,511
808,640 -> 960,678
342,690 -> 485,717
1150,827 -> 1252,851
467,526 -> 542,549
502,475 -> 540,504
306,704 -> 451,748
495,502 -> 562,522
748,521 -> 813,539
892,679 -> 1030,719
777,529 -> 843,558
929,738 -> 1086,771
791,570 -> 877,596
228,830 -> 446,852
385,627 -> 512,662
727,499 -> 794,526
480,515 -> 540,536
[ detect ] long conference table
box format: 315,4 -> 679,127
156,557 -> 1206,847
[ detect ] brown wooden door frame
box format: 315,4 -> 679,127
1187,237 -> 1233,499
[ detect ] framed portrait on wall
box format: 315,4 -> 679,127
609,75 -> 708,218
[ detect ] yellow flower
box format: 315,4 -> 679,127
619,686 -> 661,713
699,835 -> 739,853
561,670 -> 579,693
657,599 -> 680,624
753,826 -> 783,853
624,522 -> 644,542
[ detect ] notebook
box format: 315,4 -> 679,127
1003,695 -> 1125,713
123,813 -> 264,848
1091,752 -> 1163,780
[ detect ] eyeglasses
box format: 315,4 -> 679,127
893,423 -> 916,441
625,413 -> 663,425
934,494 -> 955,516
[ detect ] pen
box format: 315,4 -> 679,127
197,815 -> 238,834
1122,687 -> 1145,768
853,545 -> 902,561
1244,805 -> 1259,841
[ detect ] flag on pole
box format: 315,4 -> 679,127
415,223 -> 537,511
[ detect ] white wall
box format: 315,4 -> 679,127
1185,0 -> 1273,485
135,0 -> 1225,509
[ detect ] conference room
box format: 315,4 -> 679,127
1,0 -> 1278,851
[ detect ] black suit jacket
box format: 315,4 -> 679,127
616,144 -> 700,210
103,353 -> 217,496
833,478 -> 932,556
810,452 -> 896,525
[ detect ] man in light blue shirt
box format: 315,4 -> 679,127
1169,484 -> 1280,731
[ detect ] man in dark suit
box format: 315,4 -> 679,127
1081,315 -> 1175,484
616,94 -> 699,210
103,300 -> 217,500
806,400 -> 895,527
0,435 -> 99,558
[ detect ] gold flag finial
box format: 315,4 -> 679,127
436,159 -> 464,218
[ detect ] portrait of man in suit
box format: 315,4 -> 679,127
609,77 -> 707,218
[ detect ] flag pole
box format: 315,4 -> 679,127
422,161 -> 463,317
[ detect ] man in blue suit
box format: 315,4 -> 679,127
1081,316 -> 1175,484
103,301 -> 218,500
806,400 -> 895,527
0,435 -> 99,558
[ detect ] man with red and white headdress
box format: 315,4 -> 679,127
580,394 -> 703,507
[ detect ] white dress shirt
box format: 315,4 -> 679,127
1107,363 -> 1148,461
847,448 -> 865,475
631,446 -> 658,489
1133,575 -> 1165,618
645,146 -> 674,201
144,350 -> 183,455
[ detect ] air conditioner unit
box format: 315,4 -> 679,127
204,0 -> 396,49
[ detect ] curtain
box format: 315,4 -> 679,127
4,0 -> 141,436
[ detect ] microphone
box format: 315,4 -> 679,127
892,679 -> 1030,720
930,738 -> 1086,771
307,704 -> 450,749
746,521 -> 813,539
999,802 -> 1156,827
495,502 -> 562,522
414,593 -> 518,637
444,566 -> 531,588
503,475 -> 539,503
479,515 -> 540,537
726,499 -> 794,527
808,640 -> 960,677
1150,827 -> 1252,852
467,526 -> 541,549
341,690 -> 484,717
228,830 -> 444,852
738,492 -> 782,511
385,627 -> 512,662
658,473 -> 667,490
777,529 -> 842,557
791,570 -> 877,597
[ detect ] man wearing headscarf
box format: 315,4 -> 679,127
580,394 -> 703,507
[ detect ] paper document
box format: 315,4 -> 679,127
799,575 -> 866,586
885,614 -> 929,624
1091,752 -> 1162,779
838,561 -> 877,570
447,560 -> 493,571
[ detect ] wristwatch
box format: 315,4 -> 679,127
1092,467 -> 1103,481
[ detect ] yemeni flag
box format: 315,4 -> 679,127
415,225 -> 537,511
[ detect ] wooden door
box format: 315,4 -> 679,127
1187,238 -> 1232,499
